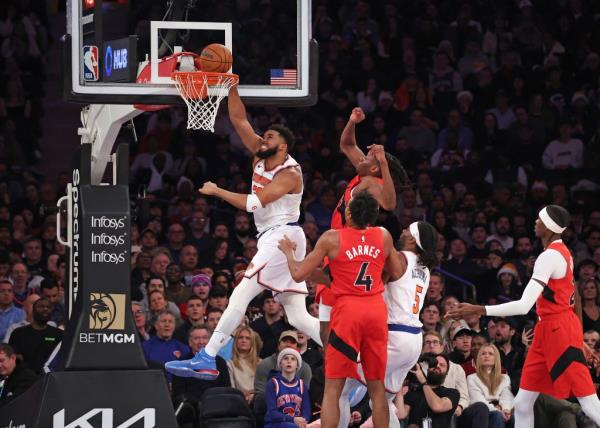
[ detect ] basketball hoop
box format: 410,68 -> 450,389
172,71 -> 239,132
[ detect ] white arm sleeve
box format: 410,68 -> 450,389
485,279 -> 544,316
485,248 -> 567,317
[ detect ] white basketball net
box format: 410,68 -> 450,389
173,72 -> 239,132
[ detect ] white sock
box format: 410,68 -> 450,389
205,307 -> 244,357
204,276 -> 264,357
577,394 -> 600,426
337,379 -> 354,428
388,399 -> 400,428
514,389 -> 539,428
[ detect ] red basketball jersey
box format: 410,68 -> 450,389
536,241 -> 576,317
329,227 -> 386,297
330,175 -> 384,230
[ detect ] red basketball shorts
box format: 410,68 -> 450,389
520,310 -> 595,398
325,294 -> 387,381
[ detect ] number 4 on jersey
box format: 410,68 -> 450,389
354,262 -> 373,292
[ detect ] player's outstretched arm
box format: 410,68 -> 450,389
278,230 -> 338,282
446,279 -> 544,319
381,227 -> 407,280
198,181 -> 249,211
254,169 -> 300,206
228,86 -> 261,154
340,107 -> 367,168
366,145 -> 396,211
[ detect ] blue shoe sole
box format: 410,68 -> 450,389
165,365 -> 219,381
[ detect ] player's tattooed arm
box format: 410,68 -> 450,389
278,230 -> 338,282
367,144 -> 396,211
255,169 -> 301,206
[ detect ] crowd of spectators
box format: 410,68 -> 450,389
2,0 -> 600,427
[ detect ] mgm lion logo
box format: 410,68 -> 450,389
89,293 -> 125,330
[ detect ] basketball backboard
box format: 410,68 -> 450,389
65,0 -> 317,106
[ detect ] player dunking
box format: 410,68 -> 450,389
165,85 -> 321,380
337,221 -> 439,428
278,191 -> 407,428
447,205 -> 600,428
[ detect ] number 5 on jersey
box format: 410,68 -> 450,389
412,285 -> 424,314
354,262 -> 373,292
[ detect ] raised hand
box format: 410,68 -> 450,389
198,181 -> 219,196
350,107 -> 366,124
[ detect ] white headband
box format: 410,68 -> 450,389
409,222 -> 423,250
539,207 -> 566,234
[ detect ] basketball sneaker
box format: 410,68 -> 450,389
164,348 -> 219,380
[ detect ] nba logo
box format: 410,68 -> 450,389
83,45 -> 99,81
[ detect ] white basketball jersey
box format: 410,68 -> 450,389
384,251 -> 430,327
251,155 -> 302,233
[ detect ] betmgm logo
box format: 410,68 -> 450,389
79,293 -> 135,344
89,293 -> 124,330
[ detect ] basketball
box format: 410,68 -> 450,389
196,43 -> 233,73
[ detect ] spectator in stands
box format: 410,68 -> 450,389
421,302 -> 442,333
148,290 -> 181,324
437,109 -> 474,151
442,238 -> 483,298
491,318 -> 524,393
542,121 -> 584,170
584,330 -> 600,350
207,284 -> 228,311
461,332 -> 490,377
22,237 -> 44,277
0,343 -> 37,405
467,344 -> 514,427
426,272 -> 445,305
580,278 -> 600,333
174,296 -> 205,344
395,354 -> 460,427
0,280 -> 24,340
190,273 -> 211,308
8,262 -> 31,306
421,331 -> 473,424
227,325 -> 262,404
487,216 -> 514,251
230,211 -> 253,257
296,330 -> 322,370
264,347 -> 311,428
179,244 -> 198,278
142,310 -> 189,368
40,278 -> 64,327
494,263 -> 522,303
3,293 -> 39,342
131,301 -> 150,342
449,322 -> 473,364
254,331 -> 312,423
8,298 -> 62,373
165,263 -> 191,306
251,293 -> 290,358
577,260 -> 598,282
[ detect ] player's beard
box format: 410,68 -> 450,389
256,147 -> 278,159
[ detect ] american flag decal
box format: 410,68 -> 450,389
270,69 -> 297,86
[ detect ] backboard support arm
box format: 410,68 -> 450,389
78,104 -> 142,184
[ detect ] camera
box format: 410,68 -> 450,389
406,352 -> 438,390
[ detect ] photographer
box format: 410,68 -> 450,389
395,354 -> 460,428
